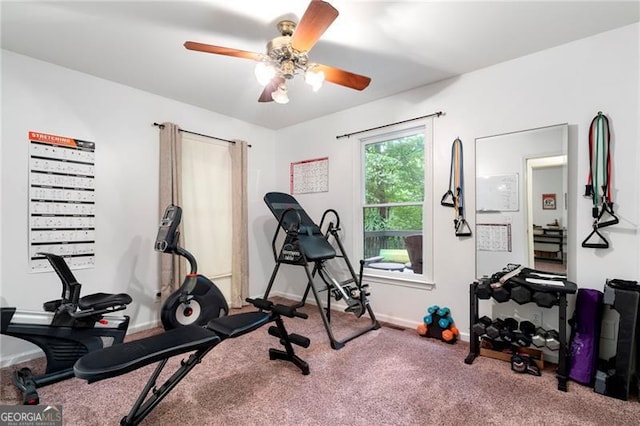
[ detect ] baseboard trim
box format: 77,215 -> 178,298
266,290 -> 471,341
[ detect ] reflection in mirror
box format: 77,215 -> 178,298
475,124 -> 568,279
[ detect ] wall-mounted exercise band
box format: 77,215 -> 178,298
335,111 -> 443,139
441,138 -> 472,237
581,112 -> 618,249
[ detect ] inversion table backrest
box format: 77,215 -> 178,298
264,192 -> 336,261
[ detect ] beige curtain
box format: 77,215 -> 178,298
229,140 -> 250,308
158,122 -> 186,302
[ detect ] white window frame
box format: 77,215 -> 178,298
352,121 -> 434,288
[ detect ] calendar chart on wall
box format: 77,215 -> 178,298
28,131 -> 96,272
290,157 -> 329,195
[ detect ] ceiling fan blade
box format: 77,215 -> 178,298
290,1 -> 339,52
184,41 -> 262,61
258,77 -> 285,103
315,64 -> 371,91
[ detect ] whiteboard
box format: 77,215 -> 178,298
476,174 -> 519,212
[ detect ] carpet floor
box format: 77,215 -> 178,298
1,299 -> 638,425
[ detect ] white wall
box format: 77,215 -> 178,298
0,50 -> 277,365
268,24 -> 639,336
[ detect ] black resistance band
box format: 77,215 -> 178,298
441,138 -> 472,237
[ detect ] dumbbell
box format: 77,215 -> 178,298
499,317 -> 519,343
510,285 -> 532,304
476,279 -> 492,299
486,319 -> 505,340
438,315 -> 452,329
545,330 -> 560,351
491,283 -> 511,303
514,321 -> 535,347
532,292 -> 556,308
437,306 -> 451,317
416,323 -> 428,336
472,316 -> 492,336
531,327 -> 548,348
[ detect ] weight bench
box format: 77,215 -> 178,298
262,192 -> 380,350
74,298 -> 310,426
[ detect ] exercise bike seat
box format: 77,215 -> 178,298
74,325 -> 220,383
77,292 -> 133,311
206,311 -> 271,339
38,252 -> 132,315
43,293 -> 132,313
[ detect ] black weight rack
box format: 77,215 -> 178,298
464,274 -> 577,391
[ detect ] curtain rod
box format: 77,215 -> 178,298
335,111 -> 444,140
153,123 -> 251,147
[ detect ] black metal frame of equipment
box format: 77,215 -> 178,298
262,192 -> 380,349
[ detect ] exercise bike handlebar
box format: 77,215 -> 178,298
245,298 -> 308,319
175,246 -> 198,275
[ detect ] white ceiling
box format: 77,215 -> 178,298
2,1 -> 639,130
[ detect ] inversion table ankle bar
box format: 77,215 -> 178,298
74,298 -> 310,426
262,192 -> 380,350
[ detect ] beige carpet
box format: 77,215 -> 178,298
1,300 -> 639,425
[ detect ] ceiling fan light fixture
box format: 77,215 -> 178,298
271,84 -> 290,104
305,67 -> 325,92
255,61 -> 276,86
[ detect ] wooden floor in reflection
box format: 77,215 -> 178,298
534,259 -> 567,275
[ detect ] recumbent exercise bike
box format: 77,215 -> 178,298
72,205 -> 311,425
0,205 -> 226,405
0,253 -> 132,404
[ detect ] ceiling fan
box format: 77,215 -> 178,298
184,0 -> 371,104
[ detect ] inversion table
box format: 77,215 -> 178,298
262,192 -> 380,349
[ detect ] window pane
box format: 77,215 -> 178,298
363,205 -> 422,261
364,134 -> 424,204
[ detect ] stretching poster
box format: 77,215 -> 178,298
28,131 -> 96,272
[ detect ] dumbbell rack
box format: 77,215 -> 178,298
464,279 -> 577,391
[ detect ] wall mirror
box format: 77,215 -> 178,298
475,124 -> 568,278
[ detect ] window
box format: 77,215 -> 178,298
358,123 -> 433,284
181,133 -> 233,299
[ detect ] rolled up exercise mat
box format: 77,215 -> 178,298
567,288 -> 604,385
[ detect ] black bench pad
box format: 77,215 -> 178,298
74,325 -> 220,383
207,311 -> 270,339
298,234 -> 336,261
